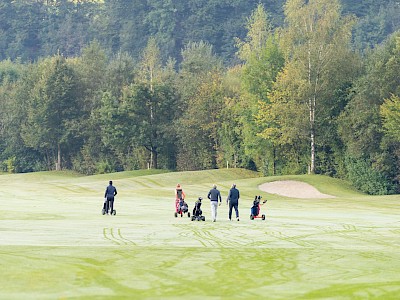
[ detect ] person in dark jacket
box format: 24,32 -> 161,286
207,184 -> 222,222
104,180 -> 117,215
226,183 -> 240,221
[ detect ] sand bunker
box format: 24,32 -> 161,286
258,180 -> 335,199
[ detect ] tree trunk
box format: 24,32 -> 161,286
151,147 -> 158,169
56,143 -> 61,171
272,146 -> 276,175
309,94 -> 316,174
307,41 -> 317,174
310,125 -> 315,174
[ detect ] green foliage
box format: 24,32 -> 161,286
5,156 -> 16,173
338,95 -> 382,158
380,94 -> 400,142
176,72 -> 224,170
180,41 -> 222,75
74,41 -> 108,111
0,1 -> 400,195
241,35 -> 284,101
261,0 -> 359,174
338,32 -> 400,164
0,0 -> 398,64
105,51 -> 136,100
0,58 -> 23,84
218,93 -> 246,170
95,159 -> 116,174
345,156 -> 395,195
0,0 -> 284,64
235,3 -> 272,62
71,145 -> 97,175
352,1 -> 400,51
175,41 -> 224,170
20,55 -> 83,170
228,4 -> 285,174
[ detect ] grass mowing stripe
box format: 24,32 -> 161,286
1,169 -> 399,299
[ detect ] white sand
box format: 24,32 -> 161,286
258,180 -> 335,199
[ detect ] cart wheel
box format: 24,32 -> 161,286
191,216 -> 195,221
250,214 -> 254,220
174,212 -> 178,218
188,212 -> 191,217
112,210 -> 116,216
102,209 -> 106,215
201,216 -> 205,221
262,214 -> 265,220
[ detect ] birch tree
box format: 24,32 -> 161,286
136,37 -> 162,168
263,0 -> 356,173
133,37 -> 179,169
232,3 -> 284,173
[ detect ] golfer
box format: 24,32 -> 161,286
175,183 -> 186,211
104,180 -> 117,215
207,184 -> 222,222
226,183 -> 240,221
175,183 -> 186,201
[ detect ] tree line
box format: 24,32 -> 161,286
0,0 -> 399,63
1,0 -> 400,195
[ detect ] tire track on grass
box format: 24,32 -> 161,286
175,223 -> 318,248
192,227 -> 234,247
264,230 -> 318,248
322,223 -> 397,248
174,224 -> 248,248
117,228 -> 137,245
103,228 -> 136,246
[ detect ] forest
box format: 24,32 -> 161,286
0,0 -> 400,195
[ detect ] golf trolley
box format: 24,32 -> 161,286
250,196 -> 266,220
102,208 -> 116,215
102,199 -> 116,215
175,198 -> 190,218
191,197 -> 205,221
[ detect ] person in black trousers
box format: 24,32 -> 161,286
226,183 -> 240,221
104,180 -> 117,215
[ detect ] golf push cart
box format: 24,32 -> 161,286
250,195 -> 267,220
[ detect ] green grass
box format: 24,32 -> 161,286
1,169 -> 399,299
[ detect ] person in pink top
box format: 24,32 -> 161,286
175,183 -> 186,212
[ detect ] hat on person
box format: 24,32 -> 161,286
176,183 -> 181,188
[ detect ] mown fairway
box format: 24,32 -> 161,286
1,169 -> 399,299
